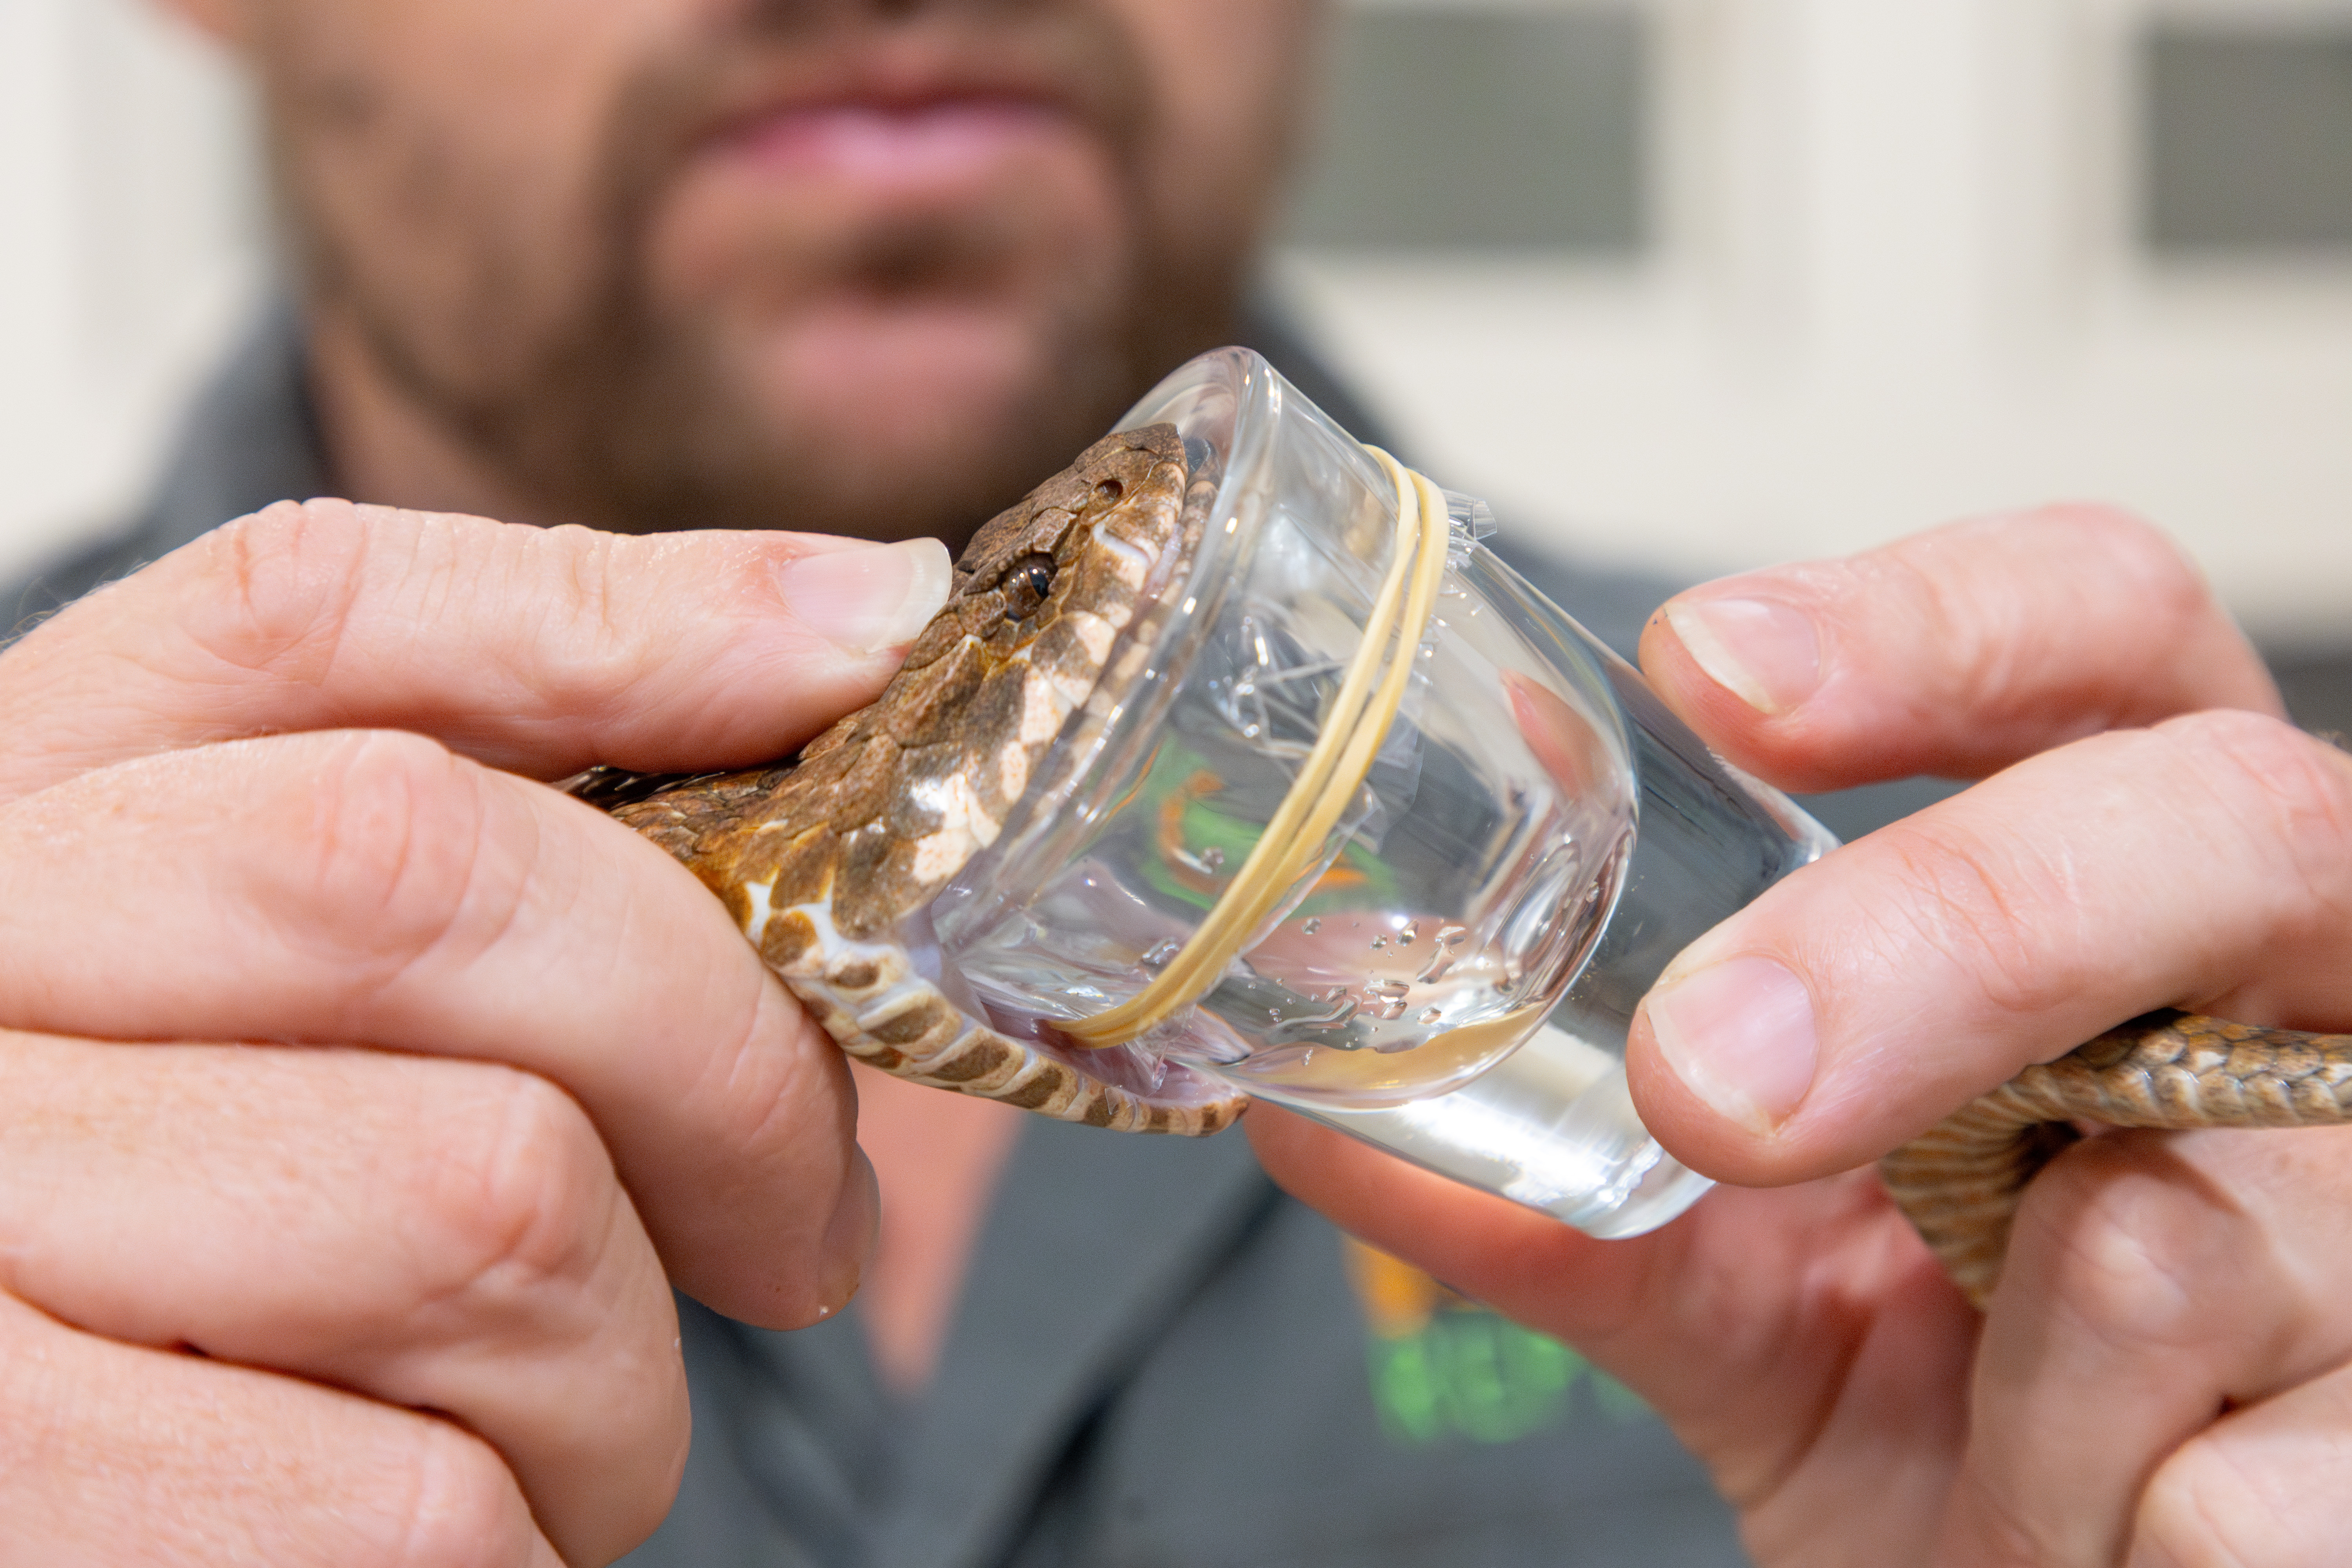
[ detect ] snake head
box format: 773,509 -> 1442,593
604,420 -> 1244,1133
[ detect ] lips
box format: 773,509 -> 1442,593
663,17 -> 1138,190
618,18 -> 1147,348
713,97 -> 1081,189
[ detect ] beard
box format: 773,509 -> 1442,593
276,0 -> 1253,547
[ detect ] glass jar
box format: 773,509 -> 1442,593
920,348 -> 1834,1237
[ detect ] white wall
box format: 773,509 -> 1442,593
1280,0 -> 2352,639
0,0 -> 262,584
5,0 -> 2352,644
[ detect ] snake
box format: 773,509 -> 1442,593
575,421 -> 2352,1310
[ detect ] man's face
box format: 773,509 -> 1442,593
219,0 -> 1320,541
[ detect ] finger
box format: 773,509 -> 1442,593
2132,1357 -> 2352,1568
0,1291 -> 564,1568
0,728 -> 875,1328
1245,1105 -> 1975,1542
1626,708 -> 2352,1183
0,498 -> 953,799
0,1030 -> 686,1564
1637,507 -> 2283,793
1940,1125 -> 2352,1567
1245,1106 -> 1652,1341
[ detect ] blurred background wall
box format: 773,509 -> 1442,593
6,0 -> 2352,648
0,0 -> 264,585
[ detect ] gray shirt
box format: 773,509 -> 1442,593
7,303 -> 1759,1568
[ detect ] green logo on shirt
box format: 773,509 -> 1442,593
1345,1238 -> 1649,1447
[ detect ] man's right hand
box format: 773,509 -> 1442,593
0,501 -> 953,1565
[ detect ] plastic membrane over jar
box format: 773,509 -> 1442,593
916,348 -> 1833,1238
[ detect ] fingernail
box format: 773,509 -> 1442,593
1664,597 -> 1822,715
1644,956 -> 1819,1132
774,539 -> 953,654
813,1145 -> 879,1319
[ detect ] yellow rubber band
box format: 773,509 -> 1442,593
1062,449 -> 1453,1049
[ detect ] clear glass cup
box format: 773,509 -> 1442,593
919,348 -> 1835,1238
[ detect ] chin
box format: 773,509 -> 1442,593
771,301 -> 1069,442
648,136 -> 1144,482
719,294 -> 1140,539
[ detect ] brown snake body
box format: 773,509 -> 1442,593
1881,1010 -> 2352,1307
580,424 -> 2352,1306
590,425 -> 1249,1137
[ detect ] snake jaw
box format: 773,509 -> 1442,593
605,422 -> 1247,1134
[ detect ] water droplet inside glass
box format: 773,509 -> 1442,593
1302,917 -> 1321,935
1400,922 -> 1419,946
1143,940 -> 1181,967
1369,935 -> 1387,950
1200,846 -> 1225,871
1418,1007 -> 1444,1025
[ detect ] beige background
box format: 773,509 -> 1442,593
6,0 -> 2352,641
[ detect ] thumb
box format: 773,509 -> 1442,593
1625,710 -> 2352,1183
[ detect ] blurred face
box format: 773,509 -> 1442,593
221,0 -> 1320,540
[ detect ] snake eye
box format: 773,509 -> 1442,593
1004,553 -> 1057,617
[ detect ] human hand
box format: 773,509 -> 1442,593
0,502 -> 951,1564
1252,506 -> 2352,1566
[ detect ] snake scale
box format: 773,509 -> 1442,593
579,422 -> 2352,1309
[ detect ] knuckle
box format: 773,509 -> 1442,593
387,1420 -> 541,1568
2157,710 -> 2352,920
1870,506 -> 2218,708
1860,713 -> 2352,1027
2027,499 -> 2180,564
1840,535 -> 2027,715
0,1294 -> 543,1568
1944,1467 -> 2063,1568
416,519 -> 652,731
684,985 -> 835,1170
279,730 -> 516,978
2020,503 -> 2214,617
187,499 -> 377,682
523,525 -> 646,708
2163,709 -> 2352,837
1868,812 -> 2073,1019
2136,1435 -> 2279,1568
658,988 -> 858,1321
405,1065 -> 615,1314
2011,1139 -> 2222,1352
